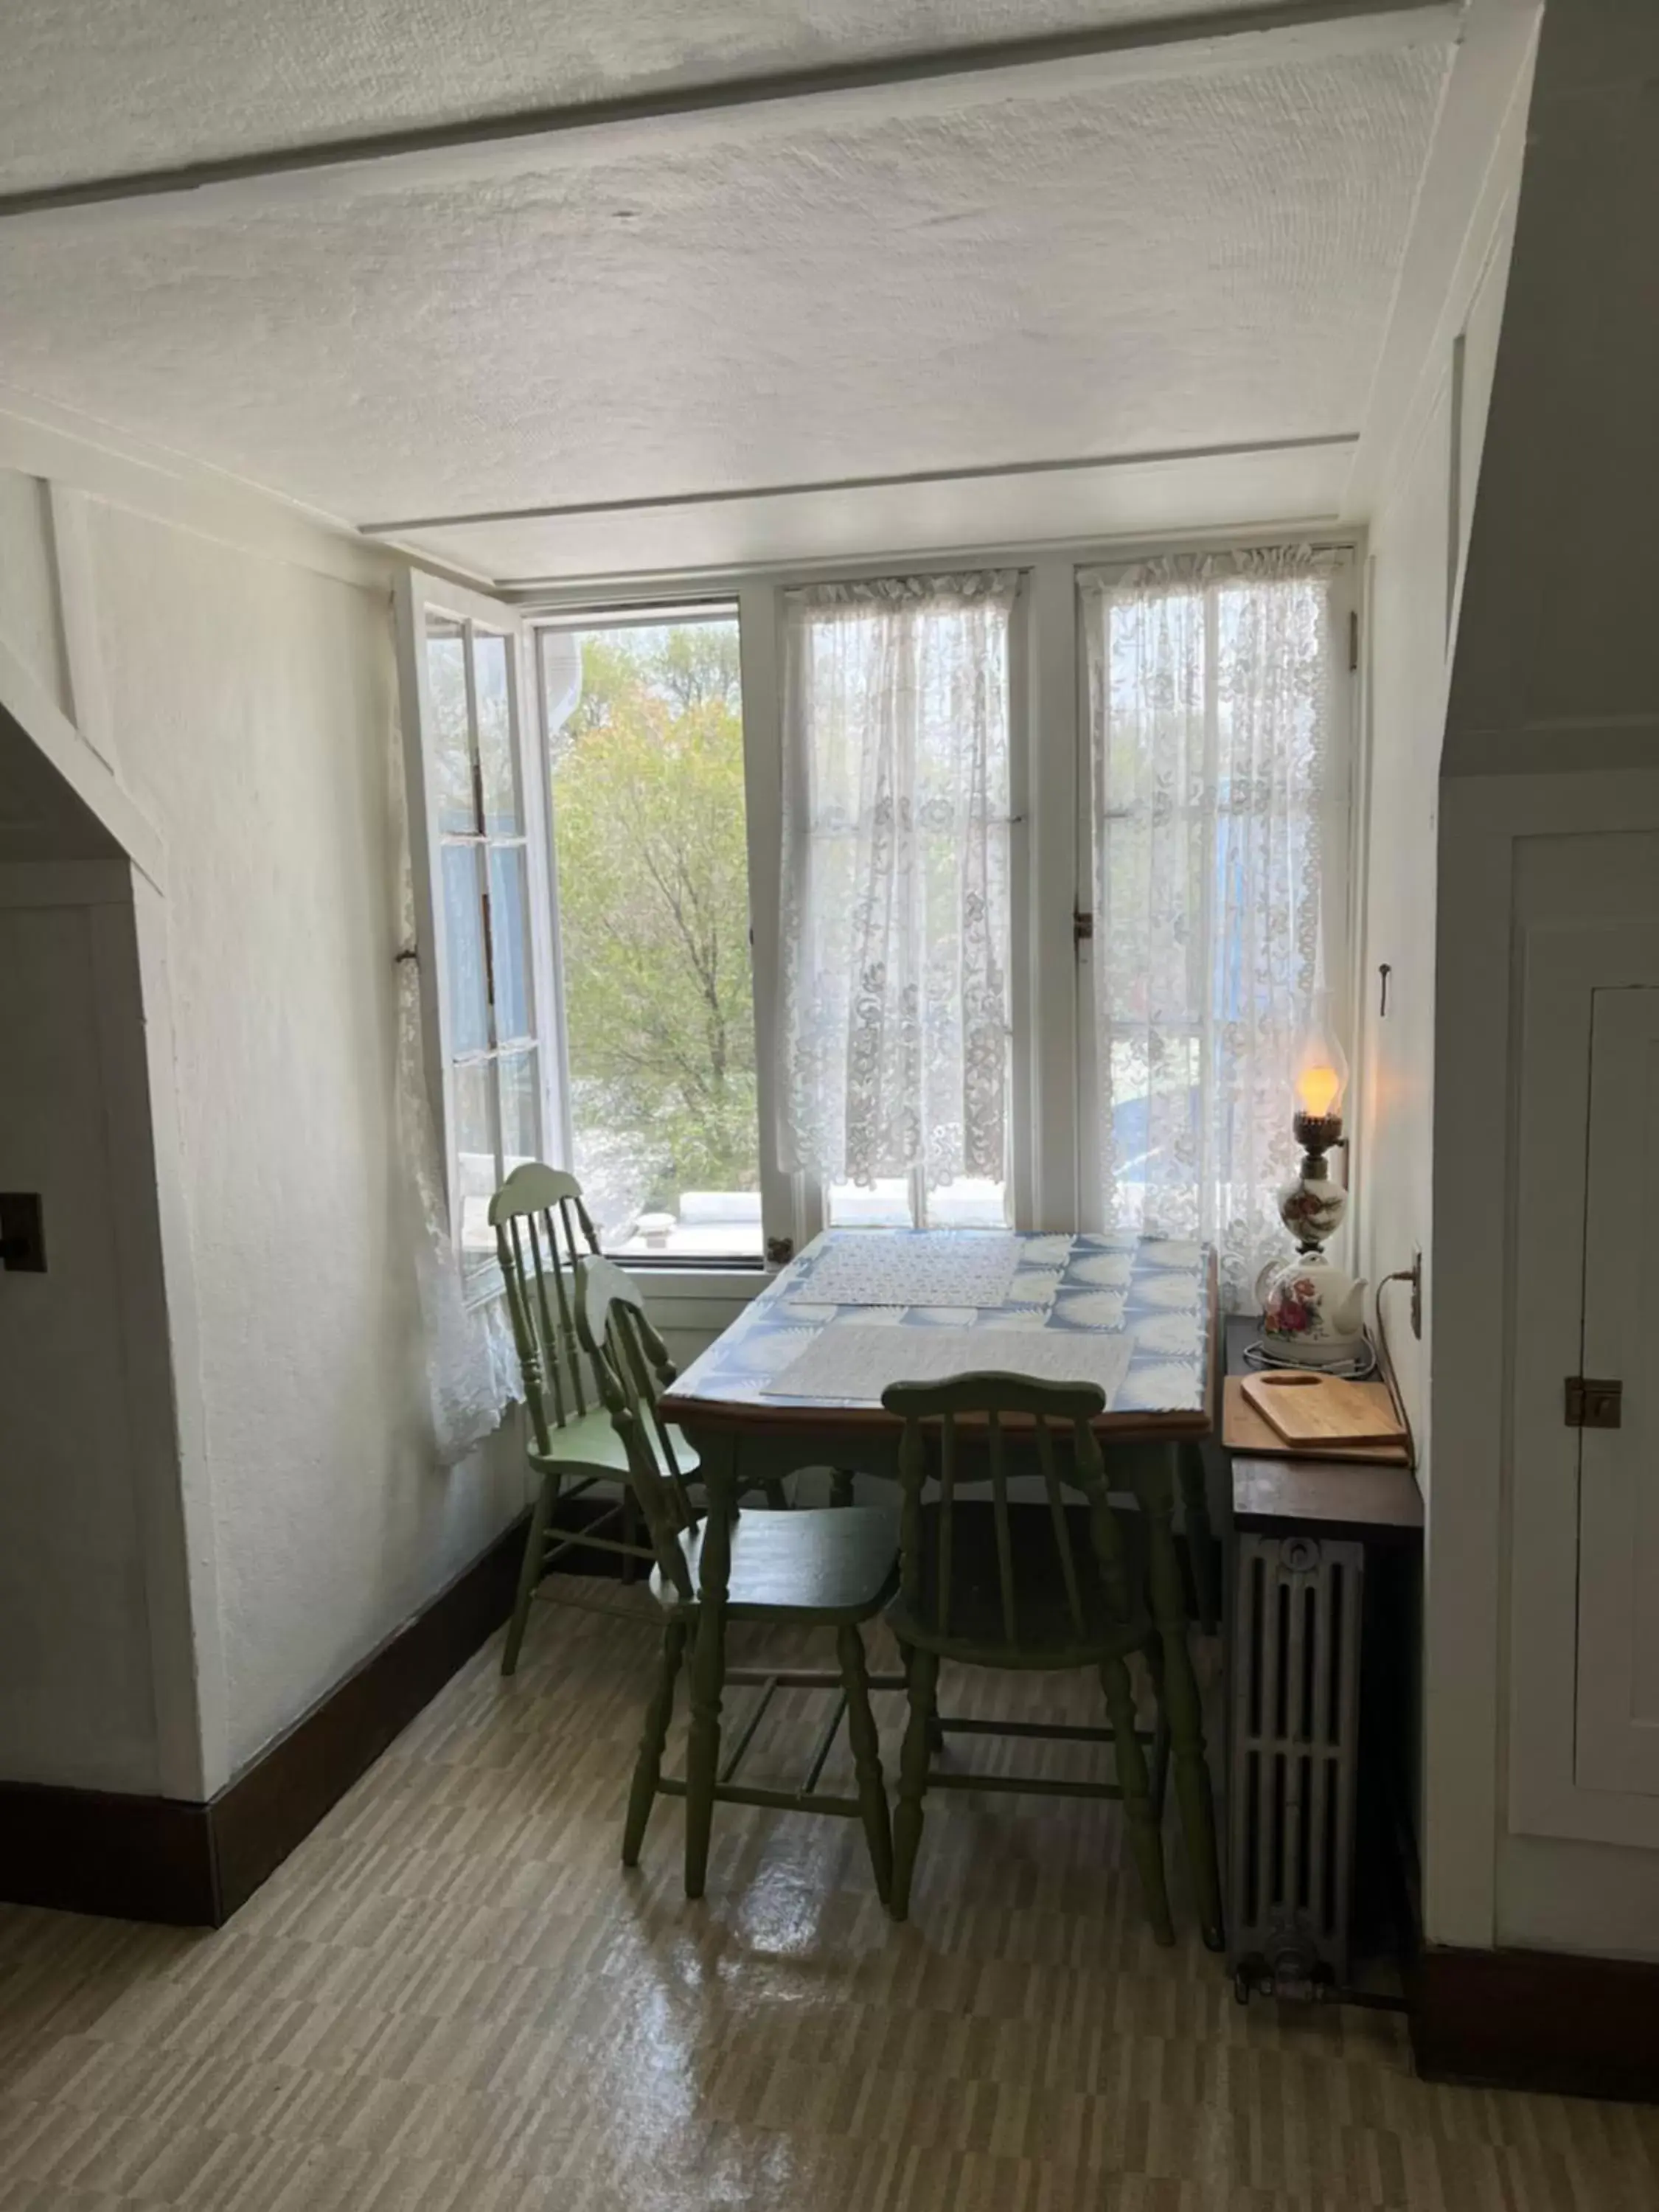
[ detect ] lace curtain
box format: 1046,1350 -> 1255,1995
1079,547 -> 1349,1309
390,718 -> 521,1468
778,572 -> 1017,1193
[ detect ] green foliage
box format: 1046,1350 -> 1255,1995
552,625 -> 757,1219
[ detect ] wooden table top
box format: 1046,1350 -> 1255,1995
659,1228 -> 1218,1437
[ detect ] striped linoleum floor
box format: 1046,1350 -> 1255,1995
1,1579 -> 1656,2212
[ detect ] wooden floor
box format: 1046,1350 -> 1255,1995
1,1578 -> 1655,2211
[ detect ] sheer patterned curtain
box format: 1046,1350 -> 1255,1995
1079,547 -> 1349,1308
390,717 -> 521,1467
777,572 -> 1017,1201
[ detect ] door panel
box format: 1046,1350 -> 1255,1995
1576,987 -> 1659,1793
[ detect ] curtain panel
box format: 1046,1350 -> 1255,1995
777,572 -> 1018,1196
1079,546 -> 1349,1308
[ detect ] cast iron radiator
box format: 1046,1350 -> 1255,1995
1227,1533 -> 1364,1990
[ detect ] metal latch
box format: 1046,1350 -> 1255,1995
1565,1377 -> 1622,1429
1074,910 -> 1093,945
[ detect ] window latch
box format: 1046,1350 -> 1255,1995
1565,1377 -> 1622,1429
1073,910 -> 1094,946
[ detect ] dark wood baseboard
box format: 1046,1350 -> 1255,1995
209,1507 -> 533,1919
0,1779 -> 215,1925
0,1507 -> 535,1930
1411,1943 -> 1659,2103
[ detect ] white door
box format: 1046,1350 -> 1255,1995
1576,985 -> 1659,1795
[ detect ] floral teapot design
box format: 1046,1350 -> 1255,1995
1256,1254 -> 1369,1367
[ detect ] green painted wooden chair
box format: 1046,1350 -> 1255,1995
493,1164 -> 793,1674
880,1373 -> 1197,1939
492,1164 -> 657,1674
577,1255 -> 902,1901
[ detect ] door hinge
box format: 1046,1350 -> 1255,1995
1565,1377 -> 1622,1429
1074,909 -> 1094,946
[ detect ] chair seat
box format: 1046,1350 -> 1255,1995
652,1505 -> 900,1624
886,1502 -> 1150,1669
531,1409 -> 700,1483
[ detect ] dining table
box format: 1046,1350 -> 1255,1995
657,1226 -> 1226,1943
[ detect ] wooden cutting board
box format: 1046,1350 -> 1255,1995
1240,1368 -> 1408,1449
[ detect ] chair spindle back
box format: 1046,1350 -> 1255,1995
883,1372 -> 1137,1650
576,1256 -> 697,1601
489,1164 -> 602,1456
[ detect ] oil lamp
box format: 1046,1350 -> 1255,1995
1258,998 -> 1368,1367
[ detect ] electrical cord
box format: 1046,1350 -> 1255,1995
1242,1333 -> 1378,1380
1374,1268 -> 1418,1471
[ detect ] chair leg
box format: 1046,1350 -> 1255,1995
1100,1655 -> 1175,1947
830,1468 -> 855,1509
501,1470 -> 557,1677
890,1646 -> 938,1922
623,1619 -> 686,1866
1160,1623 -> 1225,1950
838,1624 -> 892,1903
620,1484 -> 641,1586
1143,1641 -> 1172,1821
902,1641 -> 945,1755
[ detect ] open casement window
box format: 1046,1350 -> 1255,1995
397,571 -> 560,1301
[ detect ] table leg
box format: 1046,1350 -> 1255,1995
685,1434 -> 736,1901
1138,1447 -> 1225,1950
1178,1440 -> 1221,1635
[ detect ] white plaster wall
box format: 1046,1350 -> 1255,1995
1349,32 -> 1530,1910
0,467 -> 69,717
1355,386 -> 1449,1481
85,503 -> 523,1783
1355,83 -> 1524,1494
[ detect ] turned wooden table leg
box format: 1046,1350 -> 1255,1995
684,1439 -> 737,1901
1178,1440 -> 1220,1634
1138,1447 -> 1225,1948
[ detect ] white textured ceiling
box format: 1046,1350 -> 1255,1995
0,35 -> 1450,579
0,0 -> 1278,192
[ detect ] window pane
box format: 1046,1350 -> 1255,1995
488,844 -> 533,1043
442,843 -> 490,1055
783,581 -> 1015,1225
452,1057 -> 498,1284
473,630 -> 521,835
424,616 -> 476,835
498,1048 -> 539,1175
928,1177 -> 1009,1229
543,616 -> 760,1258
827,1179 -> 913,1228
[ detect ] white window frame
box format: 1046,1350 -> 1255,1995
394,568 -> 561,1302
399,529 -> 1362,1295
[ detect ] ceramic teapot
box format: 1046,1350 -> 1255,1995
1256,1253 -> 1369,1367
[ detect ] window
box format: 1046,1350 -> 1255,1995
777,574 -> 1019,1233
1078,549 -> 1351,1307
539,613 -> 762,1260
397,543 -> 1353,1306
397,576 -> 556,1297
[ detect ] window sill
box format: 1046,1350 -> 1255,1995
625,1265 -> 771,1304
